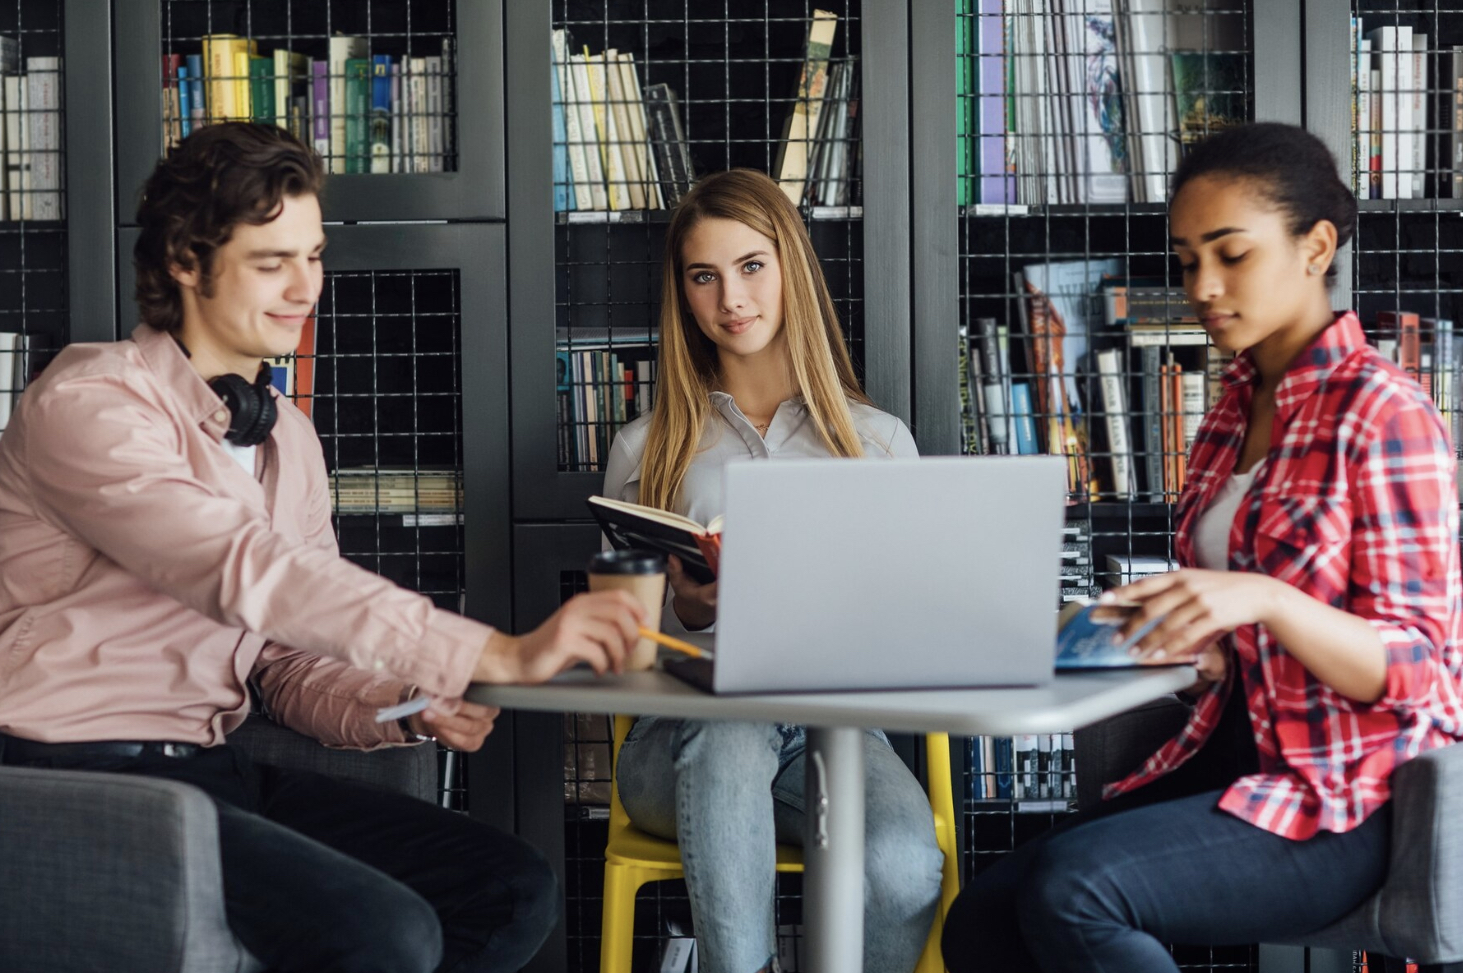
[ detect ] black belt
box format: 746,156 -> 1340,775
0,734 -> 202,764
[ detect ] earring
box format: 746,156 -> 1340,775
1307,265 -> 1322,276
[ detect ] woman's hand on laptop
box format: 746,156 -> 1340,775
667,555 -> 717,631
474,591 -> 645,683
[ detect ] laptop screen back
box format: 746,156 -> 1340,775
712,456 -> 1067,693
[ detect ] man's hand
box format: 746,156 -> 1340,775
667,555 -> 717,631
473,590 -> 645,684
407,698 -> 500,752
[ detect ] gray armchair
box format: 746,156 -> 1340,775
1075,697 -> 1463,972
0,716 -> 438,973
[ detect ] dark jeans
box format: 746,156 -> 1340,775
2,739 -> 557,973
942,691 -> 1393,973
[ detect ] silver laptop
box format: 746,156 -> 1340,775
665,455 -> 1068,694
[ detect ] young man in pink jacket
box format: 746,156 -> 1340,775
0,121 -> 644,973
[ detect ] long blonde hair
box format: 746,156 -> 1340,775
638,168 -> 870,512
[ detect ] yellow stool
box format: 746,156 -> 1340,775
600,715 -> 961,973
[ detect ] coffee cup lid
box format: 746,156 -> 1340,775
587,549 -> 667,575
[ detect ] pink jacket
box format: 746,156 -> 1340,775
0,325 -> 489,747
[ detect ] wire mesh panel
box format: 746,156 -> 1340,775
158,0 -> 458,174
957,0 -> 1258,970
1349,3 -> 1463,504
0,0 -> 66,437
550,0 -> 865,473
309,267 -> 469,811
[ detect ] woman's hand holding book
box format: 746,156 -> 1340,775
667,554 -> 717,631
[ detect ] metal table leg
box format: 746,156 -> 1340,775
804,725 -> 866,973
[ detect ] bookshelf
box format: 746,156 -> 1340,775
1337,0 -> 1463,443
507,0 -> 912,523
0,0 -> 76,438
113,0 -> 504,222
941,1 -> 1300,972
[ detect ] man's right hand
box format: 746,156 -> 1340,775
473,590 -> 645,684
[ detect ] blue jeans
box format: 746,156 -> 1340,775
941,693 -> 1393,973
617,718 -> 945,973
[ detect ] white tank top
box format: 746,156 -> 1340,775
1192,465 -> 1261,571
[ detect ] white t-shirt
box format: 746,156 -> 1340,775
220,439 -> 258,477
1192,465 -> 1262,571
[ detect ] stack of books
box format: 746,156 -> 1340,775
328,467 -> 462,515
163,34 -> 456,174
960,0 -> 1245,207
550,9 -> 861,215
556,330 -> 656,471
0,39 -> 62,221
1351,21 -> 1463,199
550,28 -> 691,214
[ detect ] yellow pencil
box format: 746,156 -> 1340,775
638,626 -> 706,658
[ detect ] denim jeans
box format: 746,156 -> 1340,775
941,690 -> 1393,973
616,718 -> 945,973
3,741 -> 559,973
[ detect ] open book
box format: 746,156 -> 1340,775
1056,598 -> 1182,670
586,496 -> 723,584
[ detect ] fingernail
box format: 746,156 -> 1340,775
1128,646 -> 1141,657
1152,649 -> 1166,660
1099,592 -> 1116,604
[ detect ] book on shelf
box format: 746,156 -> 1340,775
172,35 -> 452,175
1015,257 -> 1119,497
617,53 -> 663,210
1105,554 -> 1177,586
1096,347 -> 1137,500
344,58 -> 371,174
1102,279 -> 1194,326
956,0 -> 973,208
644,83 -> 695,205
1169,51 -> 1246,154
162,54 -> 183,148
976,0 -> 1014,205
0,331 -> 28,431
1364,24 -> 1410,200
264,312 -> 316,418
25,56 -> 61,221
582,49 -> 627,211
556,344 -> 655,470
369,55 -> 392,173
774,9 -> 838,205
1448,47 -> 1463,199
549,35 -> 577,213
328,467 -> 462,514
3,73 -> 25,222
585,495 -> 722,584
603,52 -> 644,210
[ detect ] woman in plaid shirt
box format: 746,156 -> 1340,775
943,123 -> 1463,973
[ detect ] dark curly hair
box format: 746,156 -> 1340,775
1171,122 -> 1355,277
134,122 -> 325,333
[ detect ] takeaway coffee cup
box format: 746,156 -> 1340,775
586,549 -> 667,670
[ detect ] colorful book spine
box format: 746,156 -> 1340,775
550,39 -> 574,212
1009,381 -> 1038,454
369,55 -> 392,174
977,0 -> 1011,204
311,60 -> 330,164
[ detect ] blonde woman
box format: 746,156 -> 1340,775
600,169 -> 944,973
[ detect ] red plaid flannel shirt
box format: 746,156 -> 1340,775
1103,312 -> 1463,838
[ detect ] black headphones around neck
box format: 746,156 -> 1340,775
172,337 -> 279,447
210,364 -> 278,447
